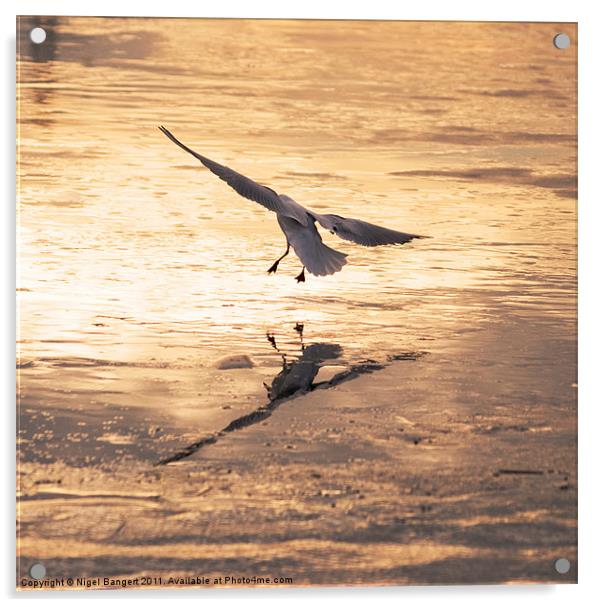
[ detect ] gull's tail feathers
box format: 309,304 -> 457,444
304,242 -> 348,277
277,215 -> 348,278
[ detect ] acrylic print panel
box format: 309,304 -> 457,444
16,17 -> 577,590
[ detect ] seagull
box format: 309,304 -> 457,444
159,126 -> 427,282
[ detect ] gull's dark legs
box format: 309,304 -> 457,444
295,267 -> 306,283
267,243 -> 290,274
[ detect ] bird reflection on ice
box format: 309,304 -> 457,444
157,324 -> 423,465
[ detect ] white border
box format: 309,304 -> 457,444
3,1 -> 601,606
0,0 -> 584,20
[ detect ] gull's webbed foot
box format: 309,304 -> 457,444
268,244 -> 290,275
295,268 -> 306,283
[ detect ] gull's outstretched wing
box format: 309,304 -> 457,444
159,126 -> 308,225
313,213 -> 427,247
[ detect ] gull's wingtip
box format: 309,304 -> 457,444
158,125 -> 174,137
158,126 -> 180,145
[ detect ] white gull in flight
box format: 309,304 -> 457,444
159,126 -> 427,282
